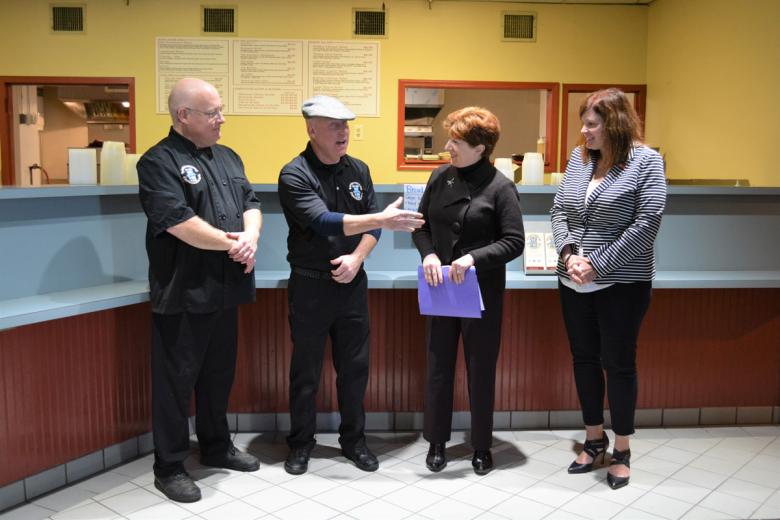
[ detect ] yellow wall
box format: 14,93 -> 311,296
0,0 -> 649,183
646,0 -> 780,187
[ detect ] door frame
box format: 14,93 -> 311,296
560,84 -> 646,171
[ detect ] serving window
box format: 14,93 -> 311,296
397,79 -> 559,172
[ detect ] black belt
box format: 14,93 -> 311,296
291,266 -> 333,280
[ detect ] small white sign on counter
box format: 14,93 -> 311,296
545,233 -> 559,271
524,232 -> 547,272
403,184 -> 426,213
522,221 -> 558,275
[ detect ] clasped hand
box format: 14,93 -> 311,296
567,254 -> 597,284
422,253 -> 475,286
226,231 -> 258,274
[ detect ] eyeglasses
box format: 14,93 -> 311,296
185,106 -> 224,120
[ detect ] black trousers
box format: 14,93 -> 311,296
286,270 -> 370,450
151,308 -> 238,477
559,281 -> 652,436
424,273 -> 505,451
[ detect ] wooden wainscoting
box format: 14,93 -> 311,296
0,304 -> 151,486
1,288 -> 778,486
229,288 -> 780,413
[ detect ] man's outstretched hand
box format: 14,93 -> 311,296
379,197 -> 424,232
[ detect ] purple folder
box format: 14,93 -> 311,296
417,265 -> 485,319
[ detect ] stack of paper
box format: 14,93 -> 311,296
417,266 -> 484,318
100,141 -> 126,185
68,148 -> 97,184
123,153 -> 141,185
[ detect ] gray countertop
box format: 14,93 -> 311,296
3,269 -> 779,330
2,183 -> 780,199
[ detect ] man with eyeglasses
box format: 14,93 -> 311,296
278,95 -> 424,475
137,77 -> 261,503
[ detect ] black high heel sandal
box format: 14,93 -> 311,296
607,448 -> 631,490
568,432 -> 609,474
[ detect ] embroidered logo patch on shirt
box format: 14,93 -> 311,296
348,181 -> 363,201
180,165 -> 201,185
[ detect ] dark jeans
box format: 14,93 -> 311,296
286,270 -> 370,451
559,281 -> 652,436
151,308 -> 238,477
424,272 -> 505,450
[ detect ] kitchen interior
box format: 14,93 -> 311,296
403,86 -> 547,183
404,87 -> 543,159
11,83 -> 132,186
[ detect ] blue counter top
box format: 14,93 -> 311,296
3,270 -> 779,331
2,182 -> 778,330
2,183 -> 780,199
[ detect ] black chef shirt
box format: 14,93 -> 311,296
278,143 -> 380,272
138,127 -> 261,314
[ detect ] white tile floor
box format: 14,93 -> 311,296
4,426 -> 780,520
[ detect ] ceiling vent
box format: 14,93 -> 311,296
353,8 -> 387,38
51,4 -> 85,33
502,11 -> 536,42
202,6 -> 237,35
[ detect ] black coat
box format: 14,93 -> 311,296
412,158 -> 525,277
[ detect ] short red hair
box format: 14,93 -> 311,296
443,106 -> 501,158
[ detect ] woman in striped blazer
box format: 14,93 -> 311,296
550,88 -> 666,490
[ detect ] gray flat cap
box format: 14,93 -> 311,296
301,95 -> 356,120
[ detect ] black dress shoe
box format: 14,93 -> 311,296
154,471 -> 201,503
568,432 -> 609,474
472,450 -> 493,475
607,448 -> 631,490
425,443 -> 447,472
285,442 -> 314,475
342,442 -> 379,472
201,445 -> 260,472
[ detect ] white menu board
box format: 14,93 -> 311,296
308,41 -> 379,117
156,38 -> 231,113
156,37 -> 380,117
231,39 -> 305,115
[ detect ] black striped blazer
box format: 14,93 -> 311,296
550,145 -> 667,283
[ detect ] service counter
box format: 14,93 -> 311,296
2,183 -> 779,329
1,184 -> 779,505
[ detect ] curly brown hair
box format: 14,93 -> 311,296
443,106 -> 501,158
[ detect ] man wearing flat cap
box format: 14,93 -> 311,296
278,95 -> 424,474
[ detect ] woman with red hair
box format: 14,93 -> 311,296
413,107 -> 525,476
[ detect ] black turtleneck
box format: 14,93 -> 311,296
456,157 -> 494,194
456,156 -> 487,176
412,156 -> 525,271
